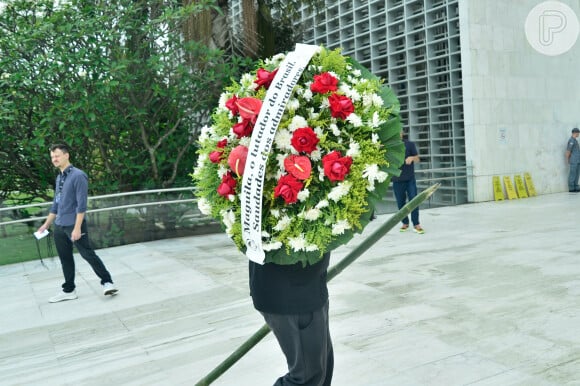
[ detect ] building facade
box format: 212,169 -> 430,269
232,0 -> 580,204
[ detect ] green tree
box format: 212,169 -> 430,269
0,0 -> 246,202
183,0 -> 323,60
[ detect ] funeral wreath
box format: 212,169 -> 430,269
193,45 -> 404,266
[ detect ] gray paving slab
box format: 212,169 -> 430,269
0,192 -> 579,386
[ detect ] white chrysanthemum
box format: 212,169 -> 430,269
362,93 -> 374,109
198,125 -> 213,142
372,133 -> 380,143
287,98 -> 300,112
289,235 -> 317,252
271,209 -> 280,218
217,164 -> 228,178
261,230 -> 270,238
329,123 -> 341,136
363,164 -> 389,183
339,84 -> 361,102
289,235 -> 307,251
297,188 -> 310,202
305,244 -> 319,252
275,129 -> 292,151
302,88 -> 313,101
239,136 -> 251,147
310,149 -> 322,161
308,108 -> 319,120
220,209 -> 236,235
346,141 -> 361,158
273,215 -> 291,231
197,197 -> 212,215
303,208 -> 321,221
240,73 -> 256,89
218,93 -> 230,110
1,72 -> 10,79
263,241 -> 283,251
328,181 -> 352,202
275,153 -> 286,170
288,115 -> 308,131
372,94 -> 383,108
315,199 -> 329,209
328,71 -> 340,80
352,69 -> 361,77
369,111 -> 385,128
346,113 -> 363,127
266,53 -> 286,65
332,219 -> 351,235
320,97 -> 330,110
363,164 -> 388,191
318,165 -> 325,181
193,157 -> 205,177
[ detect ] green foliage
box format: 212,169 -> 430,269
0,0 -> 248,202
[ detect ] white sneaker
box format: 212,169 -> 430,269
49,290 -> 78,303
103,282 -> 118,296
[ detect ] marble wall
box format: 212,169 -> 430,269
459,0 -> 580,201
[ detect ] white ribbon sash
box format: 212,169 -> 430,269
241,43 -> 319,264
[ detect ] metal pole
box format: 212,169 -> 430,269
195,183 -> 440,386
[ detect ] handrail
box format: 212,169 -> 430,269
0,187 -> 199,227
0,187 -> 196,213
0,198 -> 200,227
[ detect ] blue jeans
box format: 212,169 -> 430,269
261,301 -> 333,386
569,163 -> 580,191
393,178 -> 419,226
53,221 -> 113,292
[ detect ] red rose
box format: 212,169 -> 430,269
255,68 -> 278,89
274,174 -> 304,204
291,127 -> 319,154
236,97 -> 262,124
209,150 -> 223,163
310,72 -> 338,94
225,95 -> 239,115
217,172 -> 236,197
232,119 -> 253,138
328,93 -> 354,120
284,155 -> 312,180
322,151 -> 353,181
217,139 -> 228,148
228,145 -> 249,176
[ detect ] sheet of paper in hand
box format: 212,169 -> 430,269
33,229 -> 49,240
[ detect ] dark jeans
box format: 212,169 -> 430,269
261,301 -> 333,386
393,178 -> 419,226
569,163 -> 580,190
53,221 -> 113,292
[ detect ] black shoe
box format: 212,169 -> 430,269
571,189 -> 580,193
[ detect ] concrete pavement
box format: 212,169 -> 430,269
1,192 -> 579,386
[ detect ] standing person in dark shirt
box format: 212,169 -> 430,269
566,127 -> 580,192
37,143 -> 118,303
391,130 -> 424,234
249,252 -> 333,386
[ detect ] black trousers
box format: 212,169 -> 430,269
53,221 -> 113,292
261,301 -> 333,386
